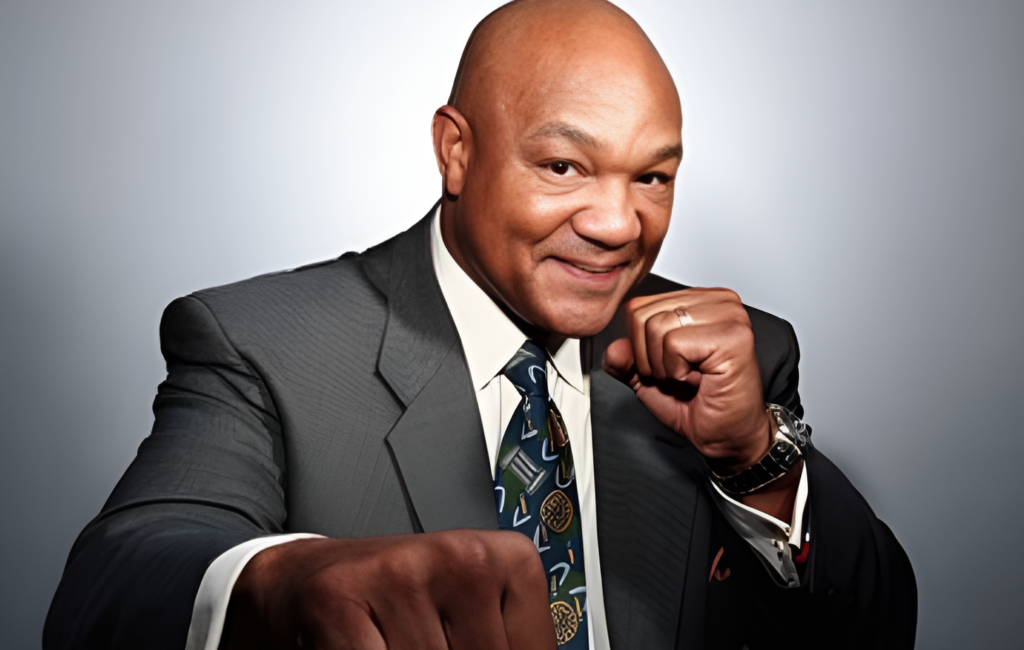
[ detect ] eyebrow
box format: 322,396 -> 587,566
652,143 -> 684,163
530,122 -> 600,148
530,122 -> 683,163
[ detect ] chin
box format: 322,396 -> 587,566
535,300 -> 620,339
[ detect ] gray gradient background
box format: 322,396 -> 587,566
1,1 -> 1021,647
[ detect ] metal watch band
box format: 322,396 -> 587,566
709,403 -> 811,497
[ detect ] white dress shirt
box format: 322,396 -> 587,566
185,208 -> 809,650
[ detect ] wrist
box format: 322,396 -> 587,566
705,409 -> 775,475
232,540 -> 288,607
740,459 -> 803,522
707,403 -> 811,498
224,539 -> 316,650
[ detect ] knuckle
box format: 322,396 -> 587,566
727,320 -> 755,347
375,551 -> 411,586
726,300 -> 750,320
454,534 -> 494,581
726,315 -> 753,335
444,531 -> 542,592
437,529 -> 519,585
662,330 -> 688,358
624,297 -> 644,320
492,531 -> 543,579
374,540 -> 432,589
507,542 -> 546,584
503,529 -> 540,560
644,311 -> 664,336
715,287 -> 742,303
717,302 -> 750,329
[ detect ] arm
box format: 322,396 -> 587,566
703,445 -> 916,649
604,287 -> 916,646
44,295 -> 288,649
45,295 -> 560,650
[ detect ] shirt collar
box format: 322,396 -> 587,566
430,206 -> 584,393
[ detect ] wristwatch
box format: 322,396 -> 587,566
709,403 -> 812,497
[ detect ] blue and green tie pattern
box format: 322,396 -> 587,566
494,341 -> 589,649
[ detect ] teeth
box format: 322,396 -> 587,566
572,263 -> 613,273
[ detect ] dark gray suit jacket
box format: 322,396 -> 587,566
45,207 -> 916,649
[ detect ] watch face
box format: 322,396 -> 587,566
791,424 -> 810,447
769,404 -> 810,448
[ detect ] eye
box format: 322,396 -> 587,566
637,172 -> 672,186
547,161 -> 577,176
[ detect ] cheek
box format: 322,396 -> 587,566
459,208 -> 545,296
639,206 -> 671,261
520,197 -> 579,248
489,178 -> 577,258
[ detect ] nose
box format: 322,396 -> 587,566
569,179 -> 642,248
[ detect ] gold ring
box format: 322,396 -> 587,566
674,307 -> 694,327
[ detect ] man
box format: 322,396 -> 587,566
45,1 -> 916,648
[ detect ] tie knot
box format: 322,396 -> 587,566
504,340 -> 549,398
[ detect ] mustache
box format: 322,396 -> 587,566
537,236 -> 643,265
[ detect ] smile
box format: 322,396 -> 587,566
551,257 -> 630,286
568,262 -> 618,274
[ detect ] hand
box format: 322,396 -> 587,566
222,530 -> 557,650
603,287 -> 772,472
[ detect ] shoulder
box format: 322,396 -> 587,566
158,225 -> 412,369
158,210 -> 436,374
164,209 -> 433,336
162,252 -> 377,337
199,252 -> 381,318
156,256 -> 381,377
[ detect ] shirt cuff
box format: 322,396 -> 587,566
709,464 -> 809,587
185,533 -> 324,650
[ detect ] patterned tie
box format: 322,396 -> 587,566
494,341 -> 589,649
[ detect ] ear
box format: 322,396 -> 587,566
432,105 -> 471,201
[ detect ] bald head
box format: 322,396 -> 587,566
449,0 -> 677,117
432,0 -> 683,339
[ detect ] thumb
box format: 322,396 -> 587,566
603,338 -> 637,384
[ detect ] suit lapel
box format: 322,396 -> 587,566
589,326 -> 706,649
385,348 -> 499,532
368,210 -> 498,533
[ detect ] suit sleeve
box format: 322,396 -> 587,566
705,308 -> 917,649
44,295 -> 288,650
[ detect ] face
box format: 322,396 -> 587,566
442,27 -> 683,339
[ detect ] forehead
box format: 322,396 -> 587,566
503,51 -> 682,151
